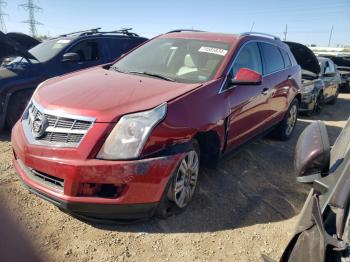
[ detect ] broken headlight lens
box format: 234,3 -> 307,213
97,103 -> 167,160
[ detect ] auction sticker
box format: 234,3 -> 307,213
198,46 -> 228,56
57,39 -> 71,44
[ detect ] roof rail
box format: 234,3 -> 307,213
52,27 -> 140,40
58,28 -> 101,37
166,29 -> 205,34
240,32 -> 280,40
97,28 -> 139,37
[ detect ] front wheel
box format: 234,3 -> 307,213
155,140 -> 200,218
313,91 -> 325,115
272,98 -> 299,141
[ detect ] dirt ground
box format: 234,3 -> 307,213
1,93 -> 349,262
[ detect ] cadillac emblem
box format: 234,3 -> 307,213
31,113 -> 48,139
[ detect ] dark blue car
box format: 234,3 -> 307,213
0,28 -> 147,129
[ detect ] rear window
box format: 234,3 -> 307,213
260,42 -> 285,74
281,49 -> 292,68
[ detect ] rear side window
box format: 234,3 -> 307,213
106,38 -> 130,59
280,49 -> 292,68
260,42 -> 285,74
231,42 -> 262,77
106,38 -> 143,60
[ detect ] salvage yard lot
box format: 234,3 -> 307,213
1,93 -> 350,262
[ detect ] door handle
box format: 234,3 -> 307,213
261,88 -> 269,95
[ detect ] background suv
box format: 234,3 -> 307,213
285,41 -> 326,115
12,30 -> 301,220
0,28 -> 147,129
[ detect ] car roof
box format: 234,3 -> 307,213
317,57 -> 331,63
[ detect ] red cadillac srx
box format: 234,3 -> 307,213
11,30 -> 301,220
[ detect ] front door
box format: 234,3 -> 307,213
60,39 -> 103,75
224,41 -> 270,151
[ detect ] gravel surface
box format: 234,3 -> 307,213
1,93 -> 349,262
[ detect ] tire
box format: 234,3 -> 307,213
328,85 -> 339,105
272,98 -> 299,141
6,90 -> 33,128
312,91 -> 325,115
340,83 -> 350,93
155,140 -> 200,219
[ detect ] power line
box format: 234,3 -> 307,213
328,26 -> 334,47
19,0 -> 42,37
250,21 -> 255,32
0,0 -> 8,32
283,24 -> 288,41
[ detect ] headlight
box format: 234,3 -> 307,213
97,103 -> 167,160
301,83 -> 314,94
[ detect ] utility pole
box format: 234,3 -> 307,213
328,25 -> 334,47
283,24 -> 288,41
19,0 -> 42,37
0,0 -> 8,32
250,22 -> 255,32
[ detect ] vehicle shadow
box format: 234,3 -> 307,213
90,119 -> 343,233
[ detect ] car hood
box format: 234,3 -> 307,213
284,41 -> 320,75
0,31 -> 38,60
34,67 -> 203,122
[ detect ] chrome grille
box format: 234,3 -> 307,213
23,101 -> 95,147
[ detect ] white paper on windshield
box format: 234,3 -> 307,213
198,46 -> 228,56
57,39 -> 71,44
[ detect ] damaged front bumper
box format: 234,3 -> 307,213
11,122 -> 185,220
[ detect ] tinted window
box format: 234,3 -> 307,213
70,41 -> 100,62
261,43 -> 285,74
106,38 -> 134,59
281,49 -> 291,68
231,42 -> 262,77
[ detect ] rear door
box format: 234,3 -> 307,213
224,41 -> 270,150
260,42 -> 293,121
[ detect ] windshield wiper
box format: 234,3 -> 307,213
110,66 -> 126,73
128,71 -> 176,82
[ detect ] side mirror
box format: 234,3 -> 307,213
229,68 -> 262,86
295,121 -> 330,183
62,52 -> 80,63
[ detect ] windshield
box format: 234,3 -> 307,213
28,38 -> 73,62
112,38 -> 231,83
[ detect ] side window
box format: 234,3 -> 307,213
324,61 -> 332,74
70,41 -> 100,62
231,42 -> 262,77
260,43 -> 285,74
280,49 -> 291,68
106,38 -> 142,61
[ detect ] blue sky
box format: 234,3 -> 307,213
1,0 -> 350,46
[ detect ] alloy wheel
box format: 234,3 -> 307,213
169,150 -> 199,208
286,104 -> 297,136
